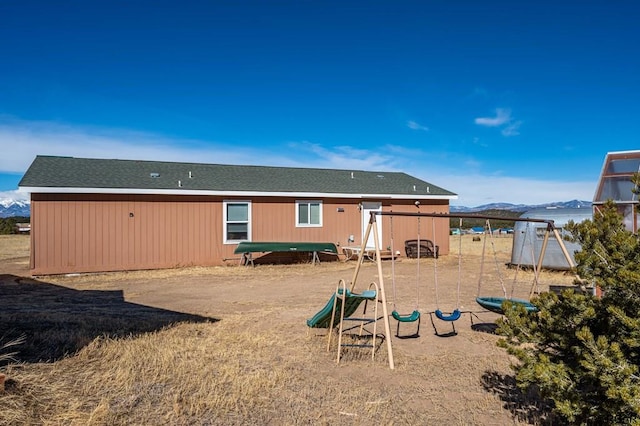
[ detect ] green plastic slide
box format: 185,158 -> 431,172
306,289 -> 377,329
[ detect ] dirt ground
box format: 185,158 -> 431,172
0,234 -> 577,424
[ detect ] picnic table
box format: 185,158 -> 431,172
342,246 -> 399,262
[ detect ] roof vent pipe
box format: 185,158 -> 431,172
413,184 -> 416,191
427,186 -> 430,193
178,180 -> 182,187
351,172 -> 354,179
189,171 -> 193,179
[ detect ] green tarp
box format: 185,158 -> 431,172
234,241 -> 338,255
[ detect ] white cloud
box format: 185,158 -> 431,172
407,120 -> 429,131
382,144 -> 425,158
0,116 -> 401,183
290,143 -> 596,207
472,137 -> 488,148
0,116 -> 301,174
290,141 -> 400,171
0,116 -> 596,207
474,108 -> 511,127
474,108 -> 522,137
0,189 -> 29,201
501,120 -> 522,137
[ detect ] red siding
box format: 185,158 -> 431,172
29,193 -> 450,274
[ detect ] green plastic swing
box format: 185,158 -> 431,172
390,216 -> 421,324
392,309 -> 421,322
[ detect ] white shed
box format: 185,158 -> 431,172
511,207 -> 592,270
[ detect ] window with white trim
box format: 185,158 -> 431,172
296,200 -> 322,227
224,201 -> 251,243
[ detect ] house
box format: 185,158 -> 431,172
19,155 -> 458,275
14,223 -> 31,234
510,206 -> 592,270
593,150 -> 640,232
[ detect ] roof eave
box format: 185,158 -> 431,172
19,186 -> 458,200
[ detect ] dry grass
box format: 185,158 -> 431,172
0,234 -> 29,261
0,235 -> 575,425
1,320 -> 519,425
3,319 -> 460,425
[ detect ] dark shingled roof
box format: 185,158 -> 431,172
19,156 -> 457,198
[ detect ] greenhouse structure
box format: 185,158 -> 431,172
593,150 -> 640,232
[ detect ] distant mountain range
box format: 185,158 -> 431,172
0,198 -> 30,218
0,197 -> 592,218
450,199 -> 592,213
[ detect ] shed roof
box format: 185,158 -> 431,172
19,155 -> 457,200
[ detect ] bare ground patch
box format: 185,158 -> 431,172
0,235 -> 575,424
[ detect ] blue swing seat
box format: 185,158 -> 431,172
434,308 -> 461,322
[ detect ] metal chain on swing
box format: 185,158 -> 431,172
415,216 -> 420,310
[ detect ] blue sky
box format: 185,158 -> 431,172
1,1 -> 638,206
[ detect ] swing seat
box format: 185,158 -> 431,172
476,297 -> 537,314
392,309 -> 420,323
434,309 -> 461,322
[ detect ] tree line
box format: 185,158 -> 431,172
449,209 -> 522,229
0,217 -> 29,234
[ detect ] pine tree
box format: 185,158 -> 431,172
497,196 -> 640,424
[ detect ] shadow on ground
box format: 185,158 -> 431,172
0,274 -> 217,364
249,251 -> 339,265
471,322 -> 499,334
481,370 -> 560,425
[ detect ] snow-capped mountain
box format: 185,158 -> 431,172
0,198 -> 30,218
450,199 -> 592,213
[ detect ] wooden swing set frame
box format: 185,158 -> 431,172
343,210 -> 576,370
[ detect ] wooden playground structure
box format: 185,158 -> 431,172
307,211 -> 578,370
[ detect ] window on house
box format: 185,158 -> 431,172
224,201 -> 251,242
296,200 -> 322,227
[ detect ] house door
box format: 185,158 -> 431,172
361,202 -> 382,249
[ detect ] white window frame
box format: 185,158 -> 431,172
296,200 -> 323,227
223,200 -> 252,243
